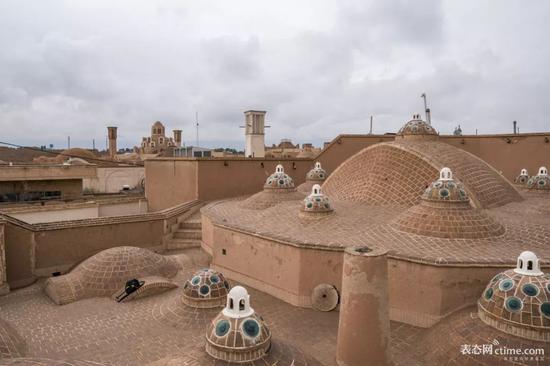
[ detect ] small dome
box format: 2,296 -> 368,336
264,164 -> 295,189
301,184 -> 333,216
306,162 -> 327,182
422,168 -> 469,202
393,168 -> 505,239
515,168 -> 529,185
397,114 -> 438,137
205,286 -> 271,362
527,166 -> 550,191
182,268 -> 230,309
478,251 -> 550,342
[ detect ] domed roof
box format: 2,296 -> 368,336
527,167 -> 550,191
56,148 -> 97,163
0,317 -> 26,358
393,168 -> 505,239
301,185 -> 333,216
45,246 -> 179,305
422,167 -> 469,202
152,121 -> 165,127
397,114 -> 438,137
264,164 -> 295,189
182,268 -> 230,308
515,168 -> 530,185
478,251 -> 550,342
306,162 -> 327,182
205,286 -> 271,362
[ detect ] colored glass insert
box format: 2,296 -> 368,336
199,285 -> 210,296
210,275 -> 220,284
242,319 -> 260,338
484,287 -> 493,300
505,297 -> 523,313
499,279 -> 514,292
191,276 -> 201,286
215,319 -> 230,337
522,283 -> 539,297
541,302 -> 550,318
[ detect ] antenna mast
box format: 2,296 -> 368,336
195,111 -> 199,147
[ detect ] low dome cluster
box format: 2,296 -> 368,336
264,164 -> 294,189
478,251 -> 550,342
182,268 -> 230,308
306,162 -> 327,182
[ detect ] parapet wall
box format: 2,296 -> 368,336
2,200 -> 200,288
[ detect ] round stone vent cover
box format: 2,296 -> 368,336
311,284 -> 339,312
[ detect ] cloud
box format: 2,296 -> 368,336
0,0 -> 549,150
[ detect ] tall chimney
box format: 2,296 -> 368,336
173,130 -> 182,147
513,121 -> 517,134
336,246 -> 391,365
107,126 -> 118,159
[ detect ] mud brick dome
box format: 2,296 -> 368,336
301,184 -> 333,216
322,117 -> 522,209
0,318 -> 26,358
397,114 -> 438,139
515,168 -> 530,185
205,286 -> 271,362
44,246 -> 179,305
478,251 -> 550,342
240,164 -> 303,209
527,166 -> 550,191
298,162 -> 328,194
393,168 -> 505,239
182,268 -> 230,308
264,164 -> 294,189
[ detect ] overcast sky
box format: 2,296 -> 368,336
0,0 -> 549,150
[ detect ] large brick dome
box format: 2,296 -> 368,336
322,138 -> 522,209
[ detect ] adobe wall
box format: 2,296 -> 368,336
83,166 -> 145,194
0,179 -> 83,200
145,160 -> 198,211
33,219 -> 164,276
145,158 -> 313,211
4,223 -> 35,289
205,221 -> 516,327
441,134 -> 550,181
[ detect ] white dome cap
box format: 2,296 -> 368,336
222,285 -> 254,318
310,184 -> 322,196
520,168 -> 528,176
539,167 -> 548,176
439,167 -> 453,181
275,164 -> 284,173
514,251 -> 543,276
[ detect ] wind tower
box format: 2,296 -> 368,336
107,126 -> 117,159
242,110 -> 268,158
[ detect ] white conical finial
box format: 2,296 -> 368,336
315,162 -> 322,169
521,168 -> 528,176
439,167 -> 453,181
222,286 -> 254,318
275,164 -> 284,174
514,251 -> 543,276
539,167 -> 548,176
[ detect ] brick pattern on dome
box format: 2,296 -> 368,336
394,140 -> 522,208
112,276 -> 177,303
182,269 -> 230,308
527,176 -> 550,191
0,318 -> 26,359
393,200 -> 505,239
478,268 -> 550,342
44,246 -> 180,305
239,190 -> 304,210
418,306 -> 550,366
322,144 -> 437,206
397,118 -> 438,136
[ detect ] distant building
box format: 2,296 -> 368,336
140,121 -> 182,155
174,146 -> 212,158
